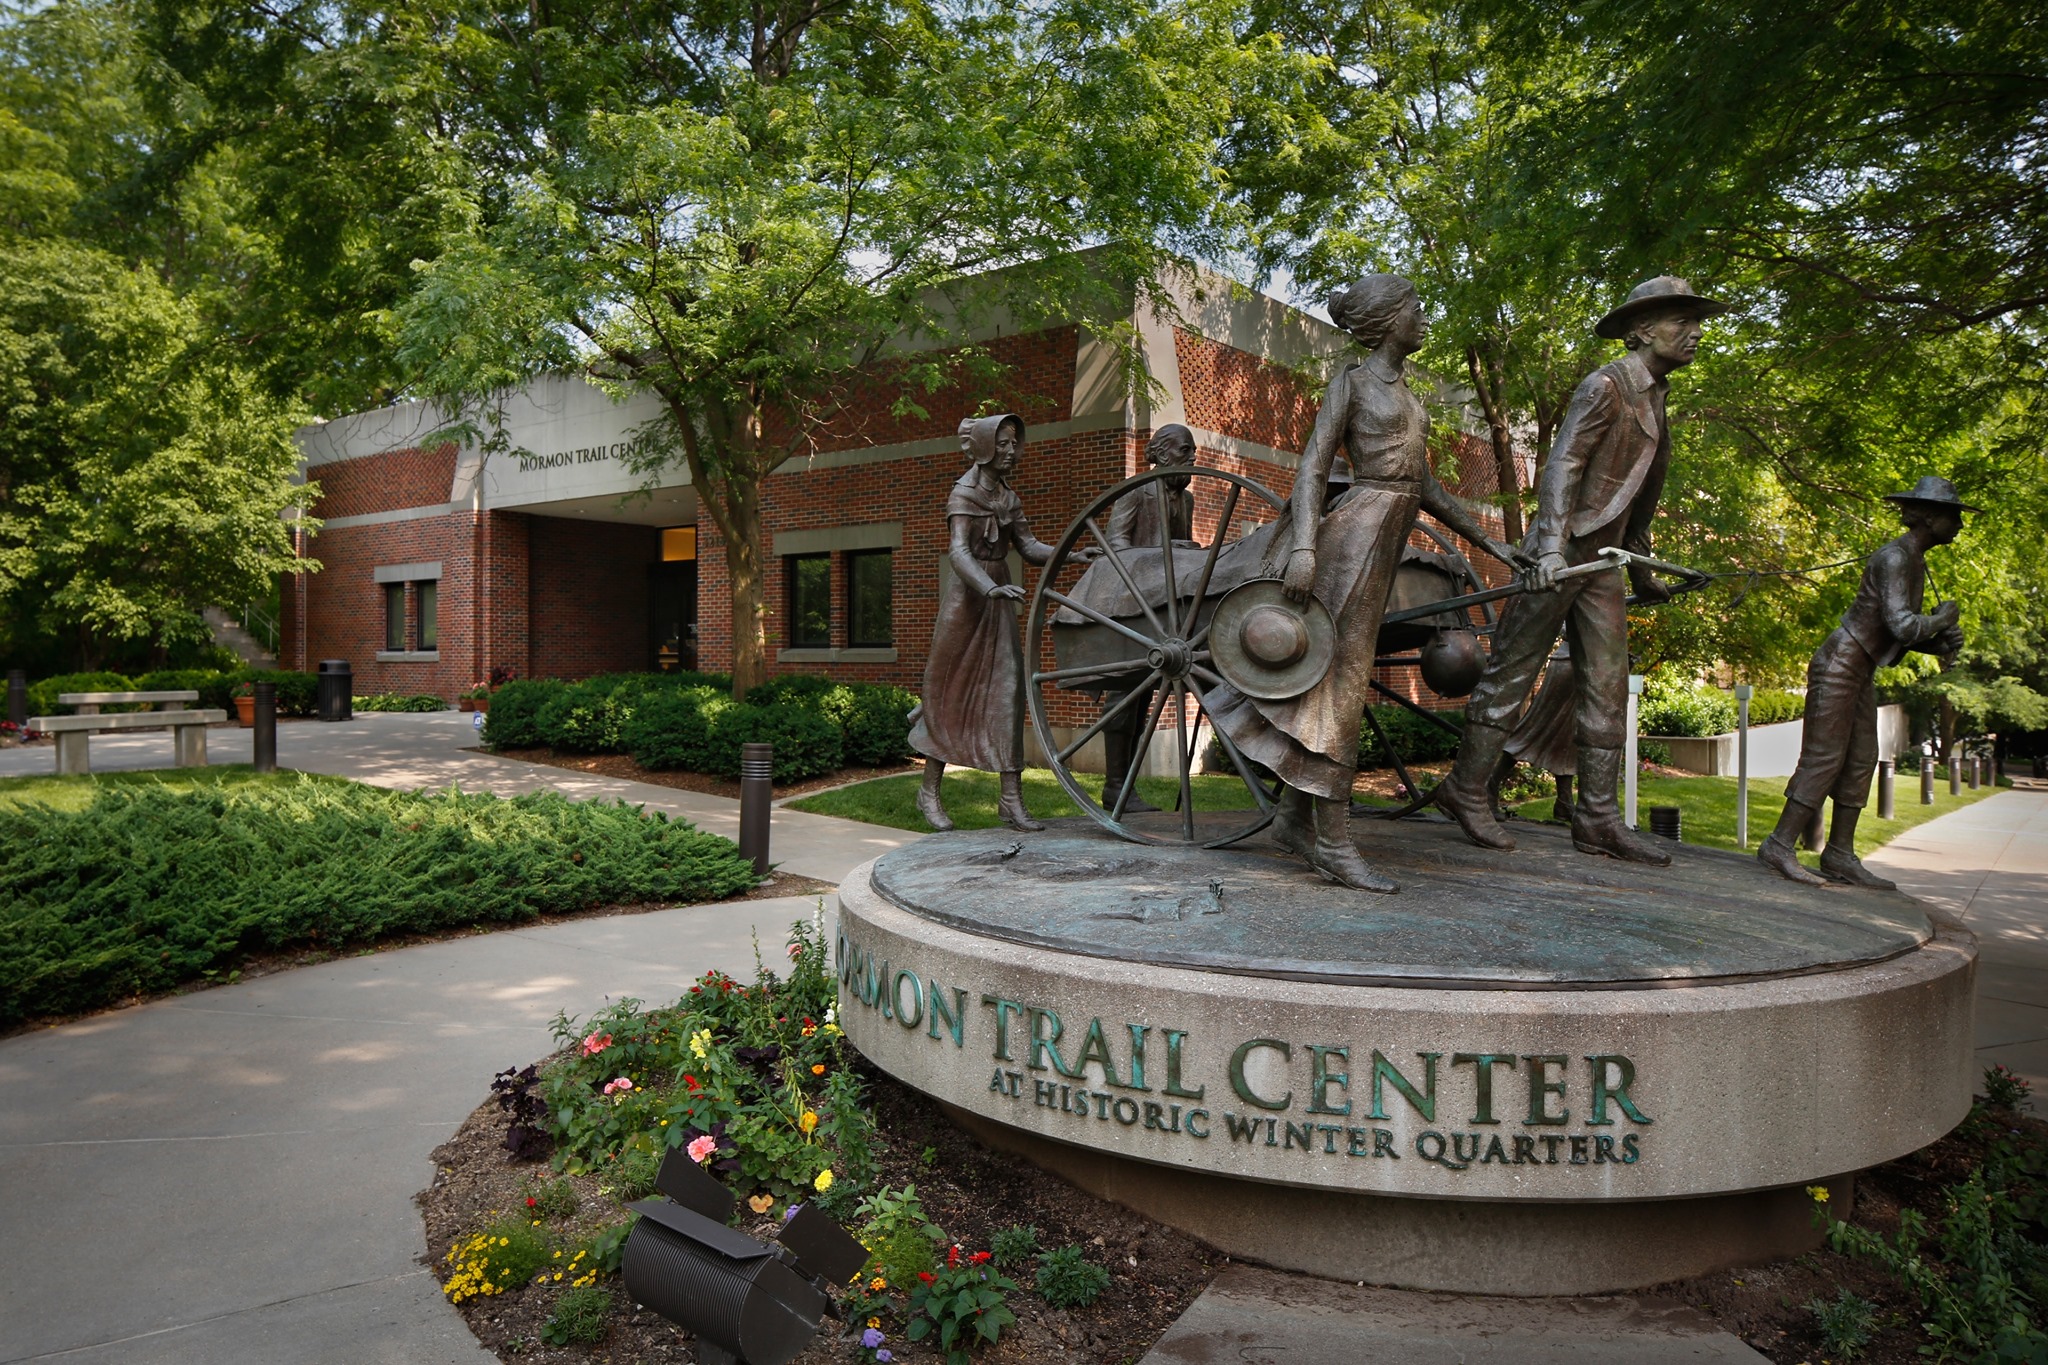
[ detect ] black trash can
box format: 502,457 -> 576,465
316,659 -> 353,722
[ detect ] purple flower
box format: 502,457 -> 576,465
876,1353 -> 892,1362
861,1327 -> 885,1348
783,1202 -> 803,1224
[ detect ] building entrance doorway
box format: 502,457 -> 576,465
649,527 -> 698,671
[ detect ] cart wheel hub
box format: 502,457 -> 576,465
1240,606 -> 1310,668
1147,638 -> 1194,678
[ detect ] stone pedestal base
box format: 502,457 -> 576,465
837,819 -> 1975,1295
946,1104 -> 1852,1294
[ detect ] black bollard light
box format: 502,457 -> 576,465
6,669 -> 24,727
1877,759 -> 1894,819
622,1147 -> 867,1365
1648,805 -> 1682,841
253,681 -> 277,773
1921,741 -> 1935,806
1967,750 -> 1980,790
738,742 -> 773,877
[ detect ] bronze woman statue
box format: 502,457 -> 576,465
910,413 -> 1059,833
1204,275 -> 1532,891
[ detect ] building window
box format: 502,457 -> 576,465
384,583 -> 406,652
846,549 -> 893,647
786,554 -> 831,648
661,527 -> 696,562
416,580 -> 438,650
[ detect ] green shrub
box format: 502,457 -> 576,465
482,679 -> 567,747
133,669 -> 230,702
540,1285 -> 611,1346
989,1224 -> 1039,1268
839,683 -> 918,766
1638,739 -> 1673,766
442,1213 -> 553,1303
25,672 -> 136,715
1805,1288 -> 1878,1360
353,694 -> 447,713
538,678 -> 635,751
1357,704 -> 1464,769
0,776 -> 757,1023
909,1254 -> 1018,1361
1747,688 -> 1806,726
523,1176 -> 581,1221
1034,1244 -> 1111,1309
1639,673 -> 1737,737
623,685 -> 728,771
710,702 -> 843,781
597,1147 -> 661,1203
201,669 -> 317,715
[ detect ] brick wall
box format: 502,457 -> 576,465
291,511 -> 478,696
308,445 -> 457,521
527,515 -> 660,678
1175,328 -> 1320,450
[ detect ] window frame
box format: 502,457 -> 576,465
784,552 -> 832,649
415,580 -> 438,650
843,548 -> 894,648
383,582 -> 406,652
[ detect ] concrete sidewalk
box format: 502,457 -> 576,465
0,712 -> 914,884
1867,788 -> 2048,1091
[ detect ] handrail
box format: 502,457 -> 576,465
242,599 -> 280,653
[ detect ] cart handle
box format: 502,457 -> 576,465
1379,546 -> 1709,627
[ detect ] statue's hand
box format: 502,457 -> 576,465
1931,600 -> 1961,631
987,583 -> 1026,601
1631,571 -> 1674,605
1490,540 -> 1539,575
1281,548 -> 1317,603
1528,551 -> 1568,593
1932,624 -> 1966,657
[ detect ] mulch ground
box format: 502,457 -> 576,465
486,747 -> 922,803
419,1053 -> 1225,1365
421,1043 -> 2044,1365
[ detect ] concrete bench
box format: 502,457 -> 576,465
27,708 -> 228,774
58,689 -> 201,715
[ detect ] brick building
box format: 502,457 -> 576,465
286,265 -> 1519,767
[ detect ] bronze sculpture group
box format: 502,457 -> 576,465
909,270 -> 1973,895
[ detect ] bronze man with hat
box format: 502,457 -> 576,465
1758,476 -> 1972,887
1433,276 -> 1730,864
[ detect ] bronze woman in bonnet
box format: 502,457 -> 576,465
1203,274 -> 1533,891
909,414 -> 1060,832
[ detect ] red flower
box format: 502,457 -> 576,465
683,1074 -> 701,1093
970,1251 -> 991,1264
690,986 -> 702,994
916,1272 -> 936,1284
526,1196 -> 537,1208
947,1245 -> 960,1268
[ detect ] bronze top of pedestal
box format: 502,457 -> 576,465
868,817 -> 1936,989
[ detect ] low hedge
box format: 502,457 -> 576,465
26,667 -> 323,718
484,671 -> 916,781
1356,704 -> 1464,769
0,774 -> 758,1024
353,694 -> 447,713
24,672 -> 139,715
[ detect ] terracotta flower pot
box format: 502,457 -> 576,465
473,697 -> 490,714
233,695 -> 255,727
458,698 -> 475,712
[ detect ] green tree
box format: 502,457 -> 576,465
0,0 -> 313,668
383,0 -> 1280,693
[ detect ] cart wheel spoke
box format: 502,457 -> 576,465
1111,685 -> 1172,820
1184,672 -> 1275,814
1042,587 -> 1165,654
1084,515 -> 1169,642
1057,668 -> 1166,764
1172,679 -> 1196,842
1155,480 -> 1179,636
1182,483 -> 1239,631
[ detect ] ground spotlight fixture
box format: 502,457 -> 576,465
622,1147 -> 866,1365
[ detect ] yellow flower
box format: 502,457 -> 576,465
798,1110 -> 819,1134
812,1064 -> 826,1075
814,1168 -> 834,1193
868,1317 -> 881,1329
869,1277 -> 886,1292
689,1028 -> 714,1059
1806,1185 -> 1830,1203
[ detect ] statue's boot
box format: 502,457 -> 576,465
1305,795 -> 1398,893
1757,800 -> 1827,886
915,759 -> 954,832
1270,785 -> 1313,857
1552,773 -> 1575,825
1100,719 -> 1159,814
997,770 -> 1046,833
1569,747 -> 1670,866
1819,804 -> 1897,890
1430,722 -> 1516,850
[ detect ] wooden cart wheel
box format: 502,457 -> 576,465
1025,466 -> 1288,848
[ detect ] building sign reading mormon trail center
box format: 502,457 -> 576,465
514,442 -> 639,473
836,932 -> 1652,1176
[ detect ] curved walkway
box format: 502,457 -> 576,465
1,718 -> 2040,1362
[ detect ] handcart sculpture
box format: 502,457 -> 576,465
1024,465 -> 1707,849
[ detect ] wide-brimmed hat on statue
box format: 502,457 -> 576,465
1595,276 -> 1732,340
1209,580 -> 1335,701
1883,475 -> 1981,514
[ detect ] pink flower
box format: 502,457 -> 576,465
602,1076 -> 634,1096
687,1135 -> 717,1163
580,1031 -> 613,1056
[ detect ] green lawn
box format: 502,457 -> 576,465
0,764 -> 346,812
787,765 -> 1261,832
1510,772 -> 2001,866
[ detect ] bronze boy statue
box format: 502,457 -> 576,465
1758,477 -> 1972,887
1433,276 -> 1728,865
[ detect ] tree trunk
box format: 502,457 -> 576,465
1939,693 -> 1957,764
722,476 -> 768,699
1464,342 -> 1523,543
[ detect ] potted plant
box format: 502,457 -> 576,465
231,681 -> 256,727
460,682 -> 490,713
